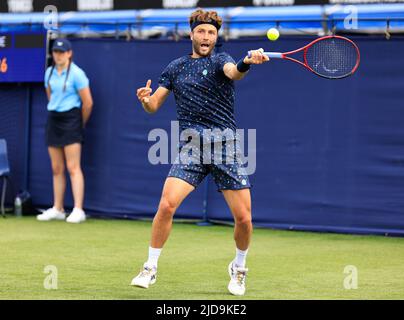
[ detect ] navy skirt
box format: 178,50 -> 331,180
46,108 -> 84,147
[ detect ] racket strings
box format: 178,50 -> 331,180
305,37 -> 359,79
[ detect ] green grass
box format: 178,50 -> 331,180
0,216 -> 404,300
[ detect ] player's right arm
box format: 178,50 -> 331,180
137,79 -> 170,114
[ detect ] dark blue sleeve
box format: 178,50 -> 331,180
158,62 -> 174,91
216,52 -> 236,72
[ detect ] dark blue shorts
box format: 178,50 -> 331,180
167,135 -> 251,191
46,108 -> 83,147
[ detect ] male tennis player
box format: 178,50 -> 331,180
131,9 -> 269,296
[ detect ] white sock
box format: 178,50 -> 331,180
234,248 -> 248,268
146,247 -> 162,268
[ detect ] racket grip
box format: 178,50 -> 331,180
247,51 -> 283,59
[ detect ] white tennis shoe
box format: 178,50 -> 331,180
131,264 -> 157,289
66,208 -> 86,223
36,207 -> 66,221
228,261 -> 248,296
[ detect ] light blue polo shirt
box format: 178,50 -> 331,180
44,62 -> 89,112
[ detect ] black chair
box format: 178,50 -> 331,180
0,139 -> 11,217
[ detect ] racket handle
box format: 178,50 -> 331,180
247,51 -> 283,59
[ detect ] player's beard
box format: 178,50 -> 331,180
192,39 -> 215,57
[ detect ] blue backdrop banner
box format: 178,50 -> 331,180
1,36 -> 404,236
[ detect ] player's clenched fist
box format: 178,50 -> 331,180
137,79 -> 153,105
244,48 -> 269,65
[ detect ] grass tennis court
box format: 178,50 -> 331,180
0,216 -> 403,300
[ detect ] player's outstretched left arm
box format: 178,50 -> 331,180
224,48 -> 269,81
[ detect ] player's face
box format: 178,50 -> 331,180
52,50 -> 72,66
191,24 -> 218,57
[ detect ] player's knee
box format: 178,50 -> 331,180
237,216 -> 252,227
51,163 -> 65,176
234,209 -> 252,226
66,162 -> 81,176
157,197 -> 177,218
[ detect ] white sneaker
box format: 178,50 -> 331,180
37,207 -> 66,221
228,261 -> 248,296
66,208 -> 86,223
131,264 -> 157,289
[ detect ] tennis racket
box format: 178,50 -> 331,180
248,35 -> 360,79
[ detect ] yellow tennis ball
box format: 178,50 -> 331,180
267,28 -> 279,41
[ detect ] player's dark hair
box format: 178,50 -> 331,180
189,9 -> 223,30
47,51 -> 73,93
